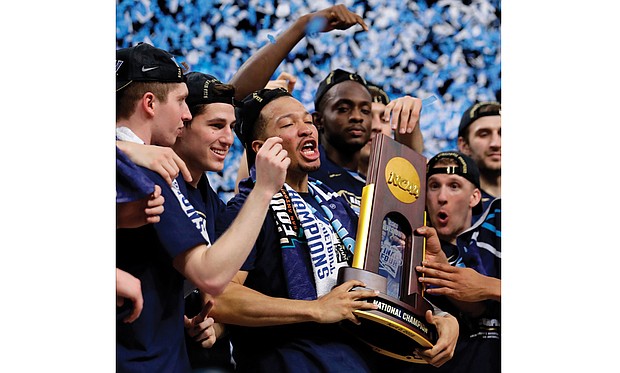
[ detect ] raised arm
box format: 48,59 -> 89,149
174,137 -> 289,296
230,4 -> 368,99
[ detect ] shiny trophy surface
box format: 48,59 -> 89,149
338,133 -> 437,363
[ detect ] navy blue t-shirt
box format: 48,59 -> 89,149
309,144 -> 366,214
117,170 -> 218,373
182,176 -> 234,371
216,178 -> 378,373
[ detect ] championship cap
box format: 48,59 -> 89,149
234,87 -> 292,167
367,82 -> 390,105
185,72 -> 237,109
426,151 -> 483,215
116,42 -> 185,92
458,101 -> 501,137
313,69 -> 370,110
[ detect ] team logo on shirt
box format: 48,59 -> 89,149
170,179 -> 212,245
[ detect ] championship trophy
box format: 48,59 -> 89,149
337,133 -> 437,363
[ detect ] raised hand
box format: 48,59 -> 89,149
308,4 -> 369,33
253,137 -> 290,196
265,72 -> 297,93
184,299 -> 218,348
383,95 -> 422,135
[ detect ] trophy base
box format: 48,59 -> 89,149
338,267 -> 437,363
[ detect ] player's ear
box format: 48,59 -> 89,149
251,139 -> 265,154
142,92 -> 156,115
457,136 -> 470,154
312,112 -> 323,132
470,188 -> 482,209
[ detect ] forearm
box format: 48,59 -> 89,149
211,282 -> 318,326
484,277 -> 501,302
230,15 -> 311,99
175,185 -> 275,295
447,277 -> 501,317
116,140 -> 140,158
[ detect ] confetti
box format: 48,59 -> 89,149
116,0 -> 501,201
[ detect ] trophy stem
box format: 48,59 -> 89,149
352,184 -> 375,269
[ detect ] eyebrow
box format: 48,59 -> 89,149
333,98 -> 371,106
275,111 -> 311,122
205,116 -> 233,123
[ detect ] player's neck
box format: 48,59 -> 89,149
286,171 -> 309,193
321,140 -> 360,170
117,117 -> 152,145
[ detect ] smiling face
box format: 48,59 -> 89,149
254,96 -> 319,184
151,82 -> 192,147
426,167 -> 481,244
316,80 -> 372,155
173,102 -> 235,177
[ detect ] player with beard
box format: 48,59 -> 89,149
457,101 -> 501,221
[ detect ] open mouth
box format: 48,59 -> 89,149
300,139 -> 319,159
437,211 -> 448,224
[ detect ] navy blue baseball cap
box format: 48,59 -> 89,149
116,42 -> 186,92
313,69 -> 370,110
185,72 -> 238,109
235,87 -> 292,167
458,101 -> 501,137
